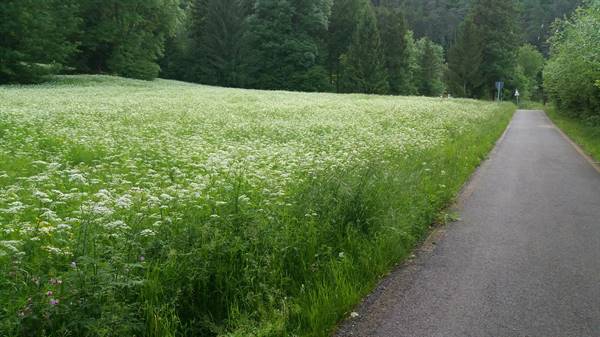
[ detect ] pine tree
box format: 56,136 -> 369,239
0,0 -> 79,83
76,0 -> 180,80
376,5 -> 410,95
447,16 -> 484,97
340,2 -> 389,94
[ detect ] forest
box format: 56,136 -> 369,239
0,0 -> 586,100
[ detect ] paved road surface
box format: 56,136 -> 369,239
335,110 -> 600,337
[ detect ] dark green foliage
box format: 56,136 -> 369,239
522,0 -> 583,53
447,17 -> 484,97
0,0 -> 79,83
545,1 -> 600,123
514,44 -> 544,100
75,0 -> 180,80
376,6 -> 411,94
186,0 -> 251,86
160,1 -> 195,81
387,0 -> 579,53
468,0 -> 521,98
243,0 -> 332,91
339,2 -> 389,94
0,0 -> 582,87
397,0 -> 471,49
328,0 -> 365,91
415,38 -> 445,96
160,20 -> 195,81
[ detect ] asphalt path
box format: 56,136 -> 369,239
335,110 -> 600,337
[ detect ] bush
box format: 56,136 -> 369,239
544,1 -> 600,123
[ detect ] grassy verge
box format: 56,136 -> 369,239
0,76 -> 515,336
546,106 -> 600,161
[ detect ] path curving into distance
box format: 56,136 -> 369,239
335,110 -> 600,337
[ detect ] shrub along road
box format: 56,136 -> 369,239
336,110 -> 600,337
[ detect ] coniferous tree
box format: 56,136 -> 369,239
397,0 -> 471,49
469,0 -> 521,98
376,5 -> 410,95
447,16 -> 484,97
188,0 -> 251,86
75,0 -> 180,80
0,0 -> 79,83
328,0 -> 364,91
160,1 -> 195,81
340,2 -> 389,94
522,0 -> 583,53
402,30 -> 420,95
243,0 -> 332,92
415,37 -> 445,96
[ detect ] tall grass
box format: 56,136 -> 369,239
0,75 -> 514,336
546,106 -> 600,161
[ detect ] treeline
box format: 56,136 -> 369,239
395,0 -> 581,52
544,1 -> 600,123
1,0 -> 445,96
446,0 -> 547,100
0,0 -> 582,100
160,0 -> 445,95
0,0 -> 180,82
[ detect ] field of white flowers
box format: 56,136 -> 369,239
0,75 -> 514,336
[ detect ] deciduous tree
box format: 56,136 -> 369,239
0,0 -> 79,83
76,0 -> 180,80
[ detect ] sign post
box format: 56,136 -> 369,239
495,81 -> 504,102
515,89 -> 520,106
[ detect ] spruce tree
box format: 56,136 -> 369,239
340,2 -> 389,94
376,5 -> 410,95
447,16 -> 484,97
415,38 -> 445,96
328,0 -> 364,91
160,1 -> 195,81
188,0 -> 251,86
469,0 -> 521,98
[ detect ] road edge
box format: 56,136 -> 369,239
333,107 -> 517,337
541,110 -> 600,174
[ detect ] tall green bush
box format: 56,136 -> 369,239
544,1 -> 600,123
514,44 -> 545,100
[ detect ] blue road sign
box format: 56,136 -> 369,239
495,81 -> 504,91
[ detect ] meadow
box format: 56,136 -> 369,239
0,75 -> 514,336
